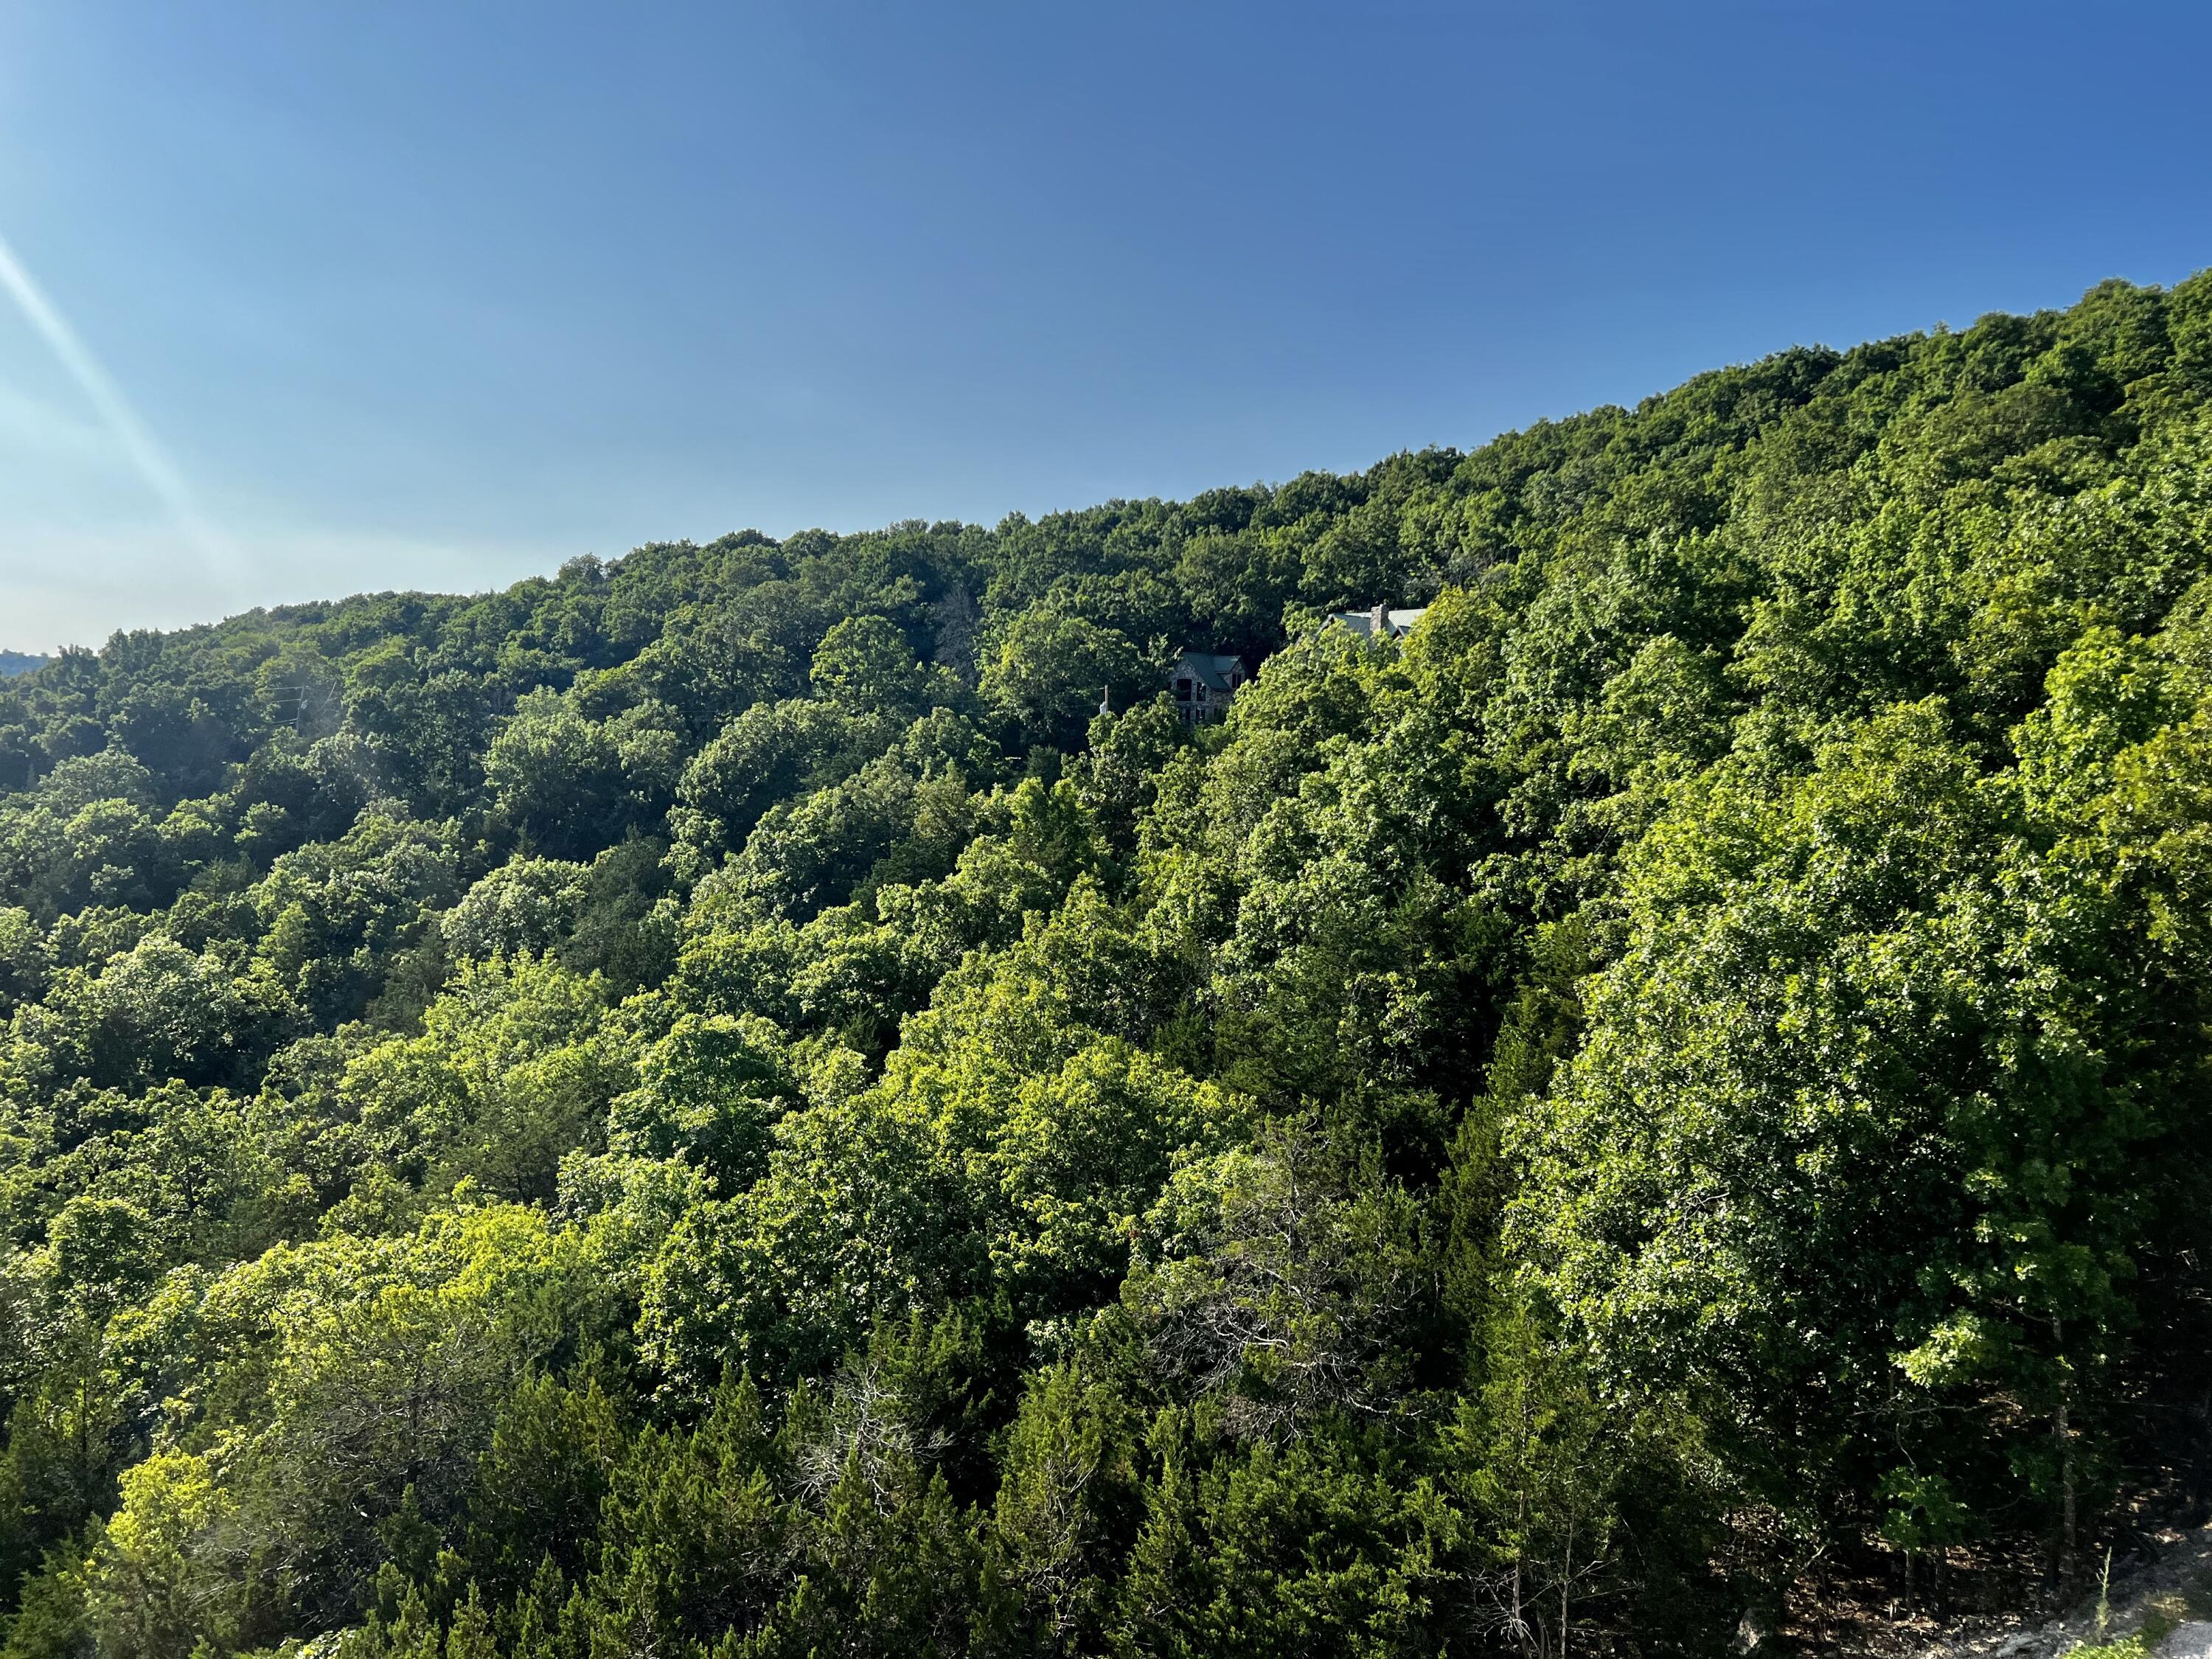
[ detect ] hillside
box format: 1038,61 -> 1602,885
0,655 -> 47,681
4,273 -> 2212,1658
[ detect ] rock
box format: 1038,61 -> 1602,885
1732,1605 -> 1781,1654
2160,1621 -> 2212,1658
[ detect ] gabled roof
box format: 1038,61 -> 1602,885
1329,607 -> 1427,640
1173,650 -> 1245,693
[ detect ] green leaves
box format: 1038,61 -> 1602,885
8,274 -> 2212,1656
1514,676 -> 2207,1539
810,615 -> 932,717
980,606 -> 1152,750
1126,1123 -> 1430,1442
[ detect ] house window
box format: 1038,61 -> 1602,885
1175,678 -> 1192,700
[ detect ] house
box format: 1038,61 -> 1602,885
1168,650 -> 1248,726
1329,603 -> 1427,641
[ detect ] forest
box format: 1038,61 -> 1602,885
3,273 -> 2211,1658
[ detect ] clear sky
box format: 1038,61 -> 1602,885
1,1 -> 2209,649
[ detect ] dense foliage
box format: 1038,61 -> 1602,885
4,274 -> 2212,1658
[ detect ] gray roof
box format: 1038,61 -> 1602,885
1172,651 -> 1245,693
1330,607 -> 1427,640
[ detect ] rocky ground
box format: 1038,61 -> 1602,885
1900,1523 -> 2212,1659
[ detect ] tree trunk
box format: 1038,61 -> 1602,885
2054,1317 -> 2079,1582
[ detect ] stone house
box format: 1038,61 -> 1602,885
1168,650 -> 1248,726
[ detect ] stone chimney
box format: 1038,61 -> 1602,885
1370,602 -> 1387,636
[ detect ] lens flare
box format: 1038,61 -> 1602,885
0,229 -> 242,581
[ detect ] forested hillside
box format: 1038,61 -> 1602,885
5,274 -> 2212,1658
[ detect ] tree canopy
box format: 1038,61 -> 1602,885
4,273 -> 2212,1657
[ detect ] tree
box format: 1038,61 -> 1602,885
442,858 -> 591,963
981,608 -> 1152,749
484,692 -> 629,860
4,272 -> 2212,1658
1514,692 -> 2205,1576
810,615 -> 930,717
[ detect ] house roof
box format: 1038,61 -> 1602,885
1173,650 -> 1245,693
1329,607 -> 1427,640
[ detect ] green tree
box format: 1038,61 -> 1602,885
981,608 -> 1152,749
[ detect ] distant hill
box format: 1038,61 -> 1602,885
3,272 -> 2212,1658
0,650 -> 48,678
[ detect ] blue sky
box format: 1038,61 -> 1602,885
2,1 -> 2209,648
